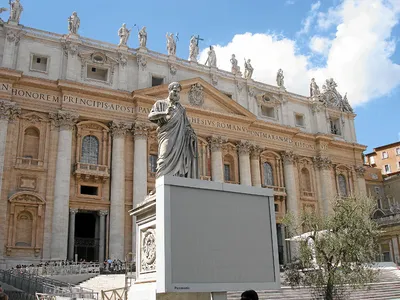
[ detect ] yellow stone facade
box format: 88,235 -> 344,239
0,70 -> 366,267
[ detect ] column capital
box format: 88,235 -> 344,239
98,210 -> 109,217
237,140 -> 252,155
69,208 -> 79,215
49,110 -> 79,130
354,165 -> 366,178
281,151 -> 297,164
313,155 -> 332,170
250,145 -> 262,159
132,122 -> 149,139
207,136 -> 226,151
109,121 -> 131,138
0,100 -> 20,121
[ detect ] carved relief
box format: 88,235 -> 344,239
0,100 -> 20,121
141,228 -> 156,272
19,177 -> 37,190
118,53 -> 128,68
250,145 -> 262,159
248,87 -> 256,98
169,64 -> 177,76
207,136 -> 226,151
211,74 -> 218,86
237,140 -> 251,155
133,122 -> 149,139
49,110 -> 79,130
6,29 -> 23,45
188,83 -> 204,107
62,41 -> 79,57
281,151 -> 297,164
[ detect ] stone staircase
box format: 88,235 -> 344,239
79,274 -> 126,293
228,267 -> 400,300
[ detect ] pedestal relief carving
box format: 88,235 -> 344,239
188,83 -> 204,107
0,100 -> 20,121
313,155 -> 332,170
141,227 -> 156,272
49,110 -> 79,130
109,121 -> 131,138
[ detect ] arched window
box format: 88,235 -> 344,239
23,127 -> 40,159
301,168 -> 312,192
15,211 -> 33,247
81,135 -> 99,164
263,162 -> 274,186
338,174 -> 348,197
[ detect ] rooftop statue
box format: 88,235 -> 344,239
9,0 -> 22,24
68,11 -> 80,35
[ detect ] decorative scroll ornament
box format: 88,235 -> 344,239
169,64 -> 177,76
315,78 -> 353,113
354,165 -> 366,177
211,74 -> 218,86
49,110 -> 79,130
62,41 -> 79,57
0,100 -> 20,121
281,151 -> 297,164
136,54 -> 147,70
312,155 -> 332,170
237,140 -> 252,155
141,228 -> 156,272
118,53 -> 128,68
6,29 -> 22,45
248,87 -> 256,98
109,121 -> 131,138
188,83 -> 204,106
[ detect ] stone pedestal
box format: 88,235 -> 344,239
128,176 -> 279,300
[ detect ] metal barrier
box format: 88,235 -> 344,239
101,288 -> 126,300
0,269 -> 98,299
15,262 -> 100,276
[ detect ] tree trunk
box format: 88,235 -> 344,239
325,275 -> 334,300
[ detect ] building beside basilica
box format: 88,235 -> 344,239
0,9 -> 366,268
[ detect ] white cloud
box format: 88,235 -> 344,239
199,0 -> 400,107
298,1 -> 321,35
309,36 -> 332,55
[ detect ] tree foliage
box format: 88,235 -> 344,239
283,196 -> 380,300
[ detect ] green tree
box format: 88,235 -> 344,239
283,196 -> 380,300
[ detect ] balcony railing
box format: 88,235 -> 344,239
262,185 -> 286,194
375,213 -> 400,226
16,157 -> 44,167
74,162 -> 110,181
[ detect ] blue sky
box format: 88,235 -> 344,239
9,0 -> 400,152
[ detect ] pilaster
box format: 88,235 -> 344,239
2,26 -> 23,69
49,110 -> 78,260
354,165 -> 367,196
281,151 -> 298,217
109,121 -> 131,260
313,155 -> 333,216
118,51 -> 129,90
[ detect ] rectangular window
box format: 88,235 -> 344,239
224,164 -> 231,182
295,113 -> 305,127
80,185 -> 98,196
382,151 -> 388,159
330,118 -> 341,135
374,186 -> 381,194
87,65 -> 108,81
30,54 -> 49,73
274,204 -> 279,212
152,76 -> 164,87
370,156 -> 375,164
149,154 -> 158,173
384,164 -> 391,174
396,148 -> 400,156
261,106 -> 275,118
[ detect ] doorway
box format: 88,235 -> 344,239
74,212 -> 99,262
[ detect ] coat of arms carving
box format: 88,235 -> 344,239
188,83 -> 204,106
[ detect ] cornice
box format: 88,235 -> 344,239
0,68 -> 23,82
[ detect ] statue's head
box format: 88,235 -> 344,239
232,54 -> 236,58
73,11 -> 77,16
168,82 -> 181,102
143,26 -> 146,31
122,23 -> 126,28
311,78 -> 315,82
247,59 -> 251,63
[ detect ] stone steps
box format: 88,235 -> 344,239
79,274 -> 125,293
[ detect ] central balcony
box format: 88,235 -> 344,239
74,162 -> 110,182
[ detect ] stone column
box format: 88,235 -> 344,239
208,136 -> 224,182
354,165 -> 367,196
313,156 -> 333,216
109,121 -> 130,260
49,110 -> 79,260
98,210 -> 108,263
237,141 -> 252,186
250,145 -> 262,187
68,208 -> 78,261
282,151 -> 298,216
2,28 -> 21,68
132,123 -> 149,253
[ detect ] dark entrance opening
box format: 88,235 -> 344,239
74,212 -> 99,262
